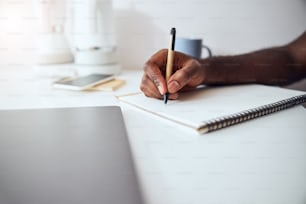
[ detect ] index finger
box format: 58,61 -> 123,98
144,61 -> 168,95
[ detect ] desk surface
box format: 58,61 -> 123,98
0,67 -> 306,204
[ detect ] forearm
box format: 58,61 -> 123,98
200,46 -> 306,86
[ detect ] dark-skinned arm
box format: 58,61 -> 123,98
201,31 -> 306,86
140,31 -> 306,99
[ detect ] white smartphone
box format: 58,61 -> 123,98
53,74 -> 115,91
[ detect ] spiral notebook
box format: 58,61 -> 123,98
118,85 -> 306,134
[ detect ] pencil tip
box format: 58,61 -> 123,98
164,93 -> 169,104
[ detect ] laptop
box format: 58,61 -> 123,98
0,106 -> 143,204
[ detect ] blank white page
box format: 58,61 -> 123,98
118,85 -> 305,131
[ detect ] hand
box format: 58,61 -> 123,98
140,49 -> 206,99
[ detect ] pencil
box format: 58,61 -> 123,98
164,27 -> 176,104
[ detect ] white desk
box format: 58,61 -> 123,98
1,67 -> 306,204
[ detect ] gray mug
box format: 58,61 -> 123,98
175,37 -> 212,59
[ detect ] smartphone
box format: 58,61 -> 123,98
53,74 -> 115,91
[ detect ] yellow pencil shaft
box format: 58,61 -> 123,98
166,50 -> 174,81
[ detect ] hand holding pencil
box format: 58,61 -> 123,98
140,28 -> 204,101
141,30 -> 306,99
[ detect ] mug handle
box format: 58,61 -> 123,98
202,45 -> 212,58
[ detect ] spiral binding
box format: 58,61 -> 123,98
199,94 -> 306,133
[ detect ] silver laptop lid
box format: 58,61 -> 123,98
0,106 -> 143,204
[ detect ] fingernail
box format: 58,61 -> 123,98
168,80 -> 180,93
169,93 -> 179,100
157,85 -> 164,95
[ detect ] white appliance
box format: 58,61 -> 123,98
33,0 -> 73,64
68,0 -> 120,74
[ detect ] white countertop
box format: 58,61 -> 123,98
1,66 -> 306,204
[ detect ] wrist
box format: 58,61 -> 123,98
199,58 -> 212,85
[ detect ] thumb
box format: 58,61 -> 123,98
167,59 -> 202,93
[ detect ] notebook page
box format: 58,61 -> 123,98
118,85 -> 305,130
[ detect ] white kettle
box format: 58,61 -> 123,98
68,0 -> 118,66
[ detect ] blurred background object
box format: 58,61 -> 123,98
32,0 -> 73,64
0,0 -> 305,72
68,0 -> 117,65
66,0 -> 120,75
